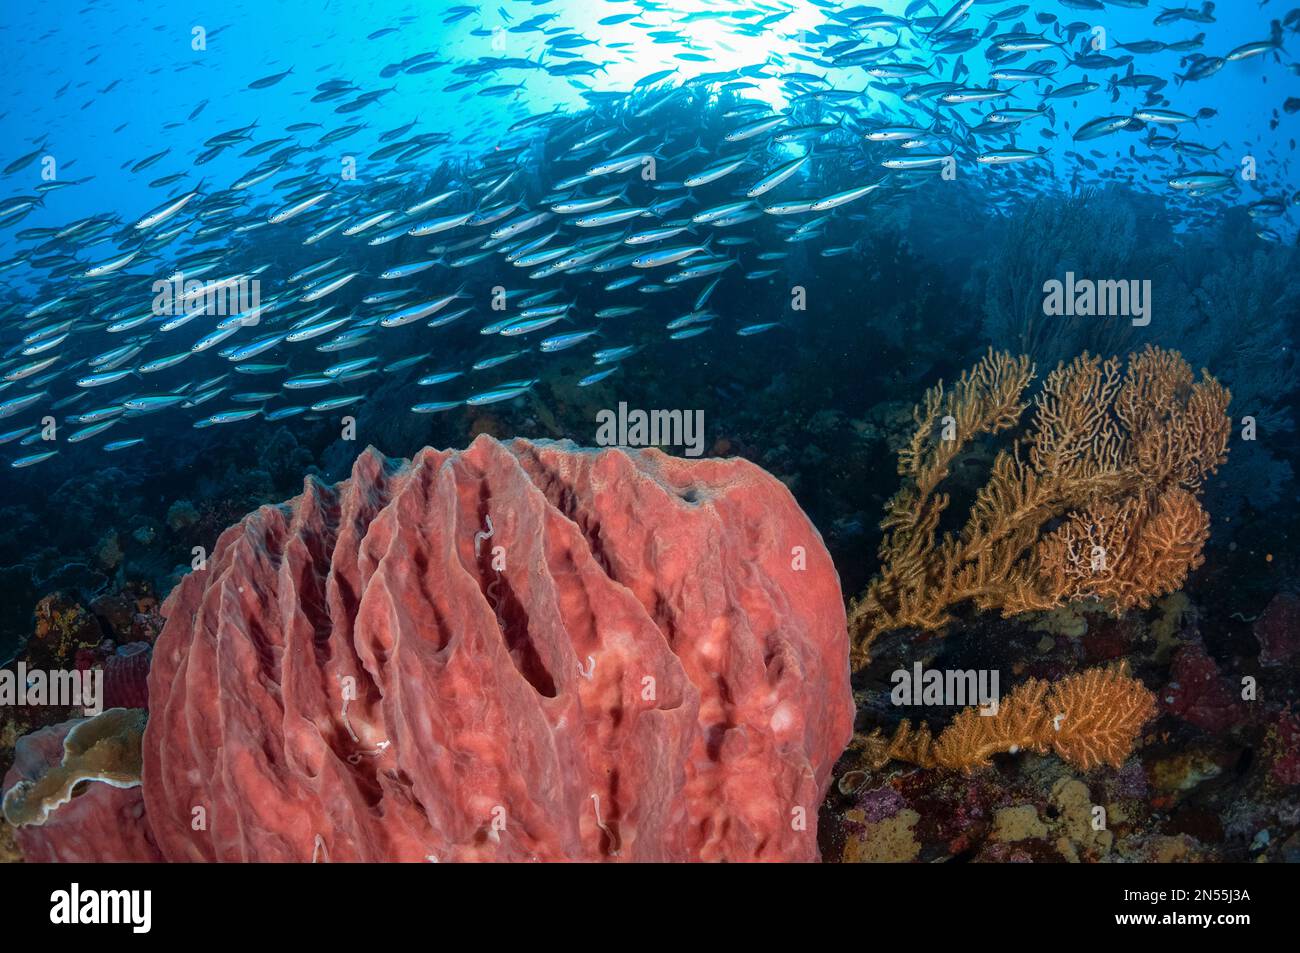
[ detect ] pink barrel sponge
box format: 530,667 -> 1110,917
141,436 -> 853,861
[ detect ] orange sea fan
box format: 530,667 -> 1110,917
1036,486 -> 1211,613
848,345 -> 1230,669
1046,665 -> 1158,771
862,664 -> 1156,774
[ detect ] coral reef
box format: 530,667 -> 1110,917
27,592 -> 103,671
1254,592 -> 1300,667
1161,641 -> 1247,733
848,345 -> 1231,667
825,564 -> 1300,863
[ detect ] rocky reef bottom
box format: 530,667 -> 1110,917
824,591 -> 1300,862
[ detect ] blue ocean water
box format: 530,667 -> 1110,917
0,0 -> 1292,234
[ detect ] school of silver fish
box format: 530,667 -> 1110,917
1,0 -> 1297,468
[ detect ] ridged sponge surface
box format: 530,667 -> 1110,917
142,436 -> 852,862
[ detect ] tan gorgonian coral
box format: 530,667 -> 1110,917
848,345 -> 1230,669
858,664 -> 1156,773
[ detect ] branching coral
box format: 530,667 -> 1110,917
858,664 -> 1156,773
848,345 -> 1230,669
